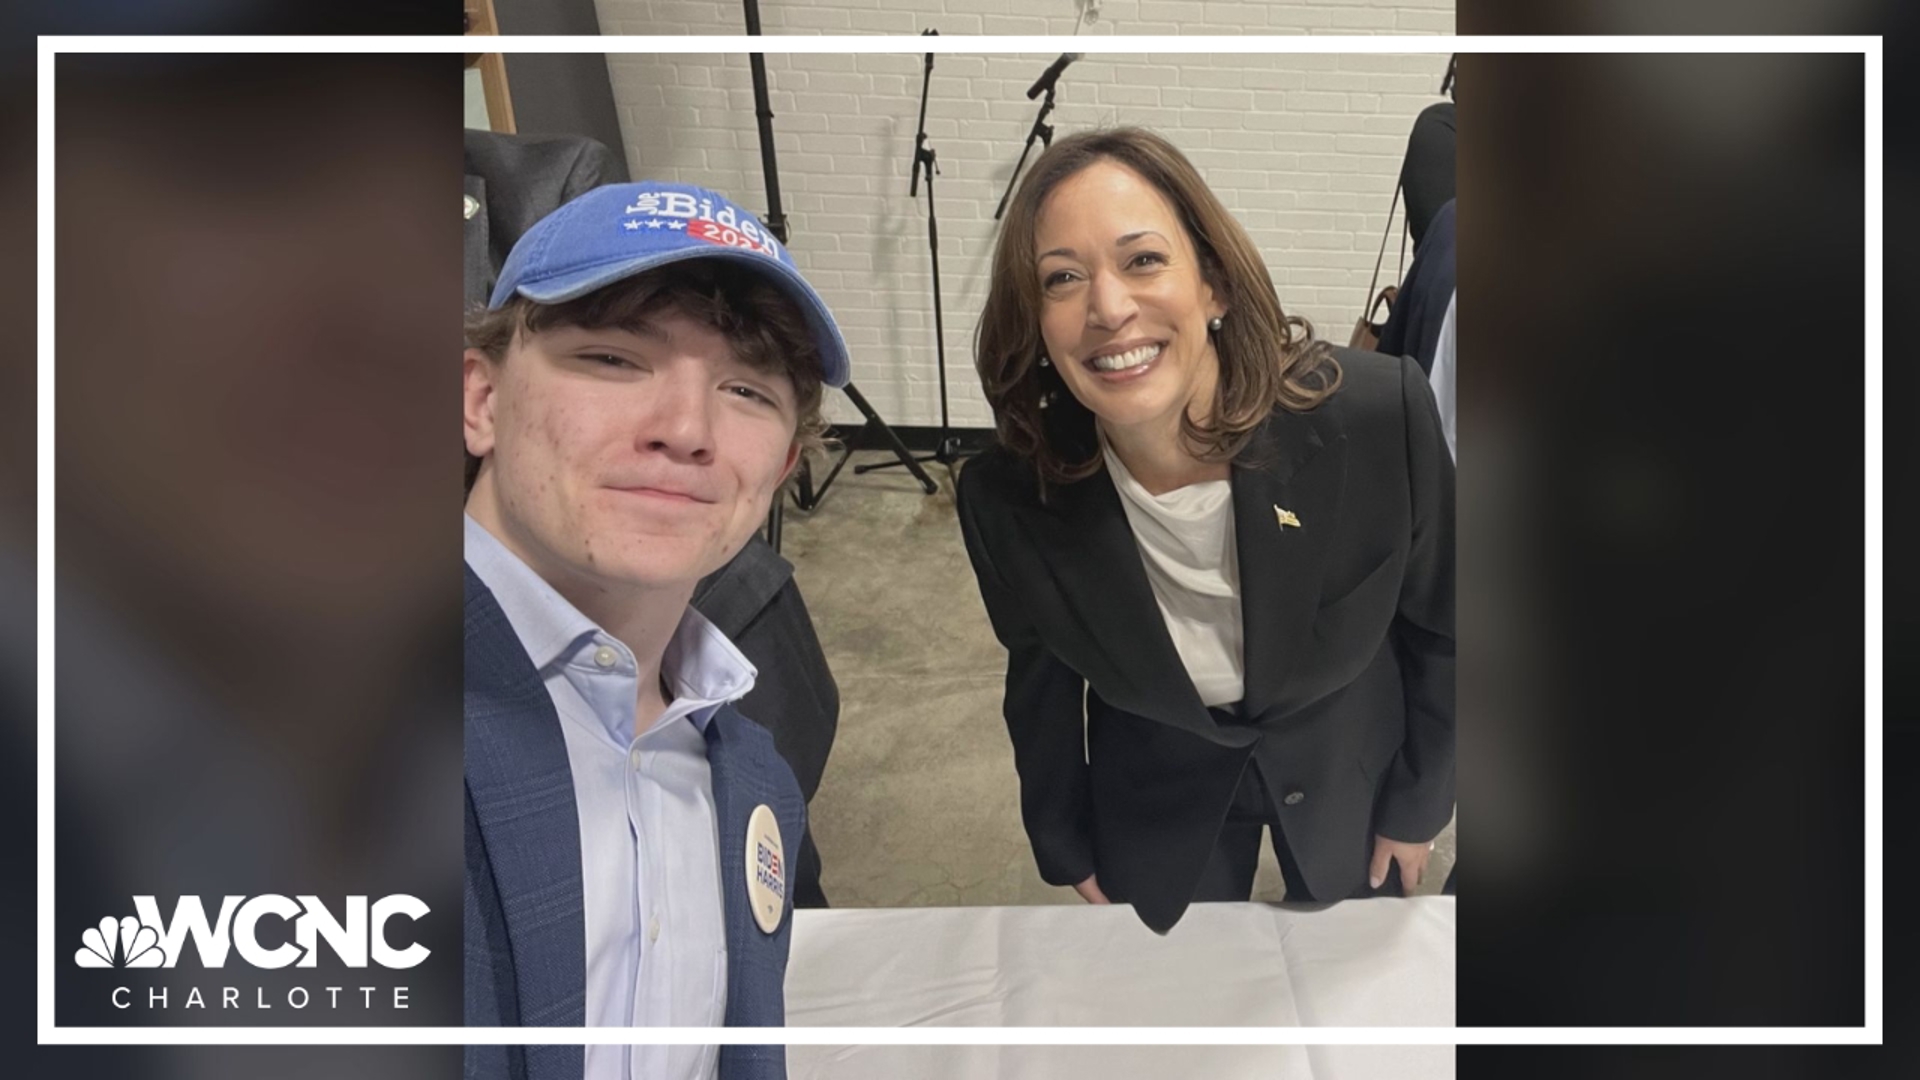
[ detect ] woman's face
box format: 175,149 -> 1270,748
1033,160 -> 1227,442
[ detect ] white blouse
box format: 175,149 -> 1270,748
1103,443 -> 1246,708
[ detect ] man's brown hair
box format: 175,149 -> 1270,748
974,126 -> 1342,488
465,260 -> 830,494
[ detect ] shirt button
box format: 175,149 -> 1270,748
593,645 -> 618,669
629,747 -> 643,770
648,917 -> 661,944
1282,790 -> 1306,806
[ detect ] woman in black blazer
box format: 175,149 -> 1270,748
956,128 -> 1454,934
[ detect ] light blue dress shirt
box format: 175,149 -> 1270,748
466,515 -> 757,1080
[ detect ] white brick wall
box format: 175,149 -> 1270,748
596,0 -> 1455,37
590,6 -> 1450,425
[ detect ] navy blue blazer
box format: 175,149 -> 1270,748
462,565 -> 805,1080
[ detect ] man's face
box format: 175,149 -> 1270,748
464,308 -> 801,601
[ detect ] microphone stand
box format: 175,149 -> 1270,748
995,84 -> 1056,221
859,30 -> 974,478
742,0 -> 934,531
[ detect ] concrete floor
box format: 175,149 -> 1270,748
782,450 -> 1457,909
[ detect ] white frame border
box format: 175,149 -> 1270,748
37,32 -> 1883,1049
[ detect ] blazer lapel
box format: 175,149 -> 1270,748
1017,457 -> 1246,746
1233,407 -> 1349,721
463,566 -> 588,1029
706,705 -> 803,1069
705,709 -> 756,1024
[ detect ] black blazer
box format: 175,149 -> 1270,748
955,349 -> 1454,934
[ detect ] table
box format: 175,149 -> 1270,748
784,897 -> 1455,1079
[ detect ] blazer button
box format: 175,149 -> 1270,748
1282,790 -> 1306,806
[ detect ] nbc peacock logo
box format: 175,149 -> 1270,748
75,915 -> 168,969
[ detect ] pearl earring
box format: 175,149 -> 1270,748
1208,315 -> 1224,332
1038,355 -> 1051,367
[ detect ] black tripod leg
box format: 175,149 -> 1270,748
845,385 -> 938,492
793,454 -> 818,510
801,437 -> 858,509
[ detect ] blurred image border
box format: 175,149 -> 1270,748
34,31 -> 1883,1049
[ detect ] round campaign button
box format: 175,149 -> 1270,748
745,804 -> 786,935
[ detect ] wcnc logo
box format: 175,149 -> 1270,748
74,895 -> 430,970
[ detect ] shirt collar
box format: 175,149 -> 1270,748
463,514 -> 758,736
464,514 -> 598,672
656,606 -> 757,735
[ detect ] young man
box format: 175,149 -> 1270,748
461,181 -> 848,1080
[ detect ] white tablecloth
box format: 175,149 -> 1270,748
784,898 -> 1455,1080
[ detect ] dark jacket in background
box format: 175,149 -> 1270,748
1379,198 -> 1457,377
464,129 -> 623,309
1400,102 -> 1456,252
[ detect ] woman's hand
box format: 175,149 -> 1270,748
1369,835 -> 1434,893
1072,874 -> 1112,904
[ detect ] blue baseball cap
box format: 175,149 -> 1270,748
488,181 -> 851,389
